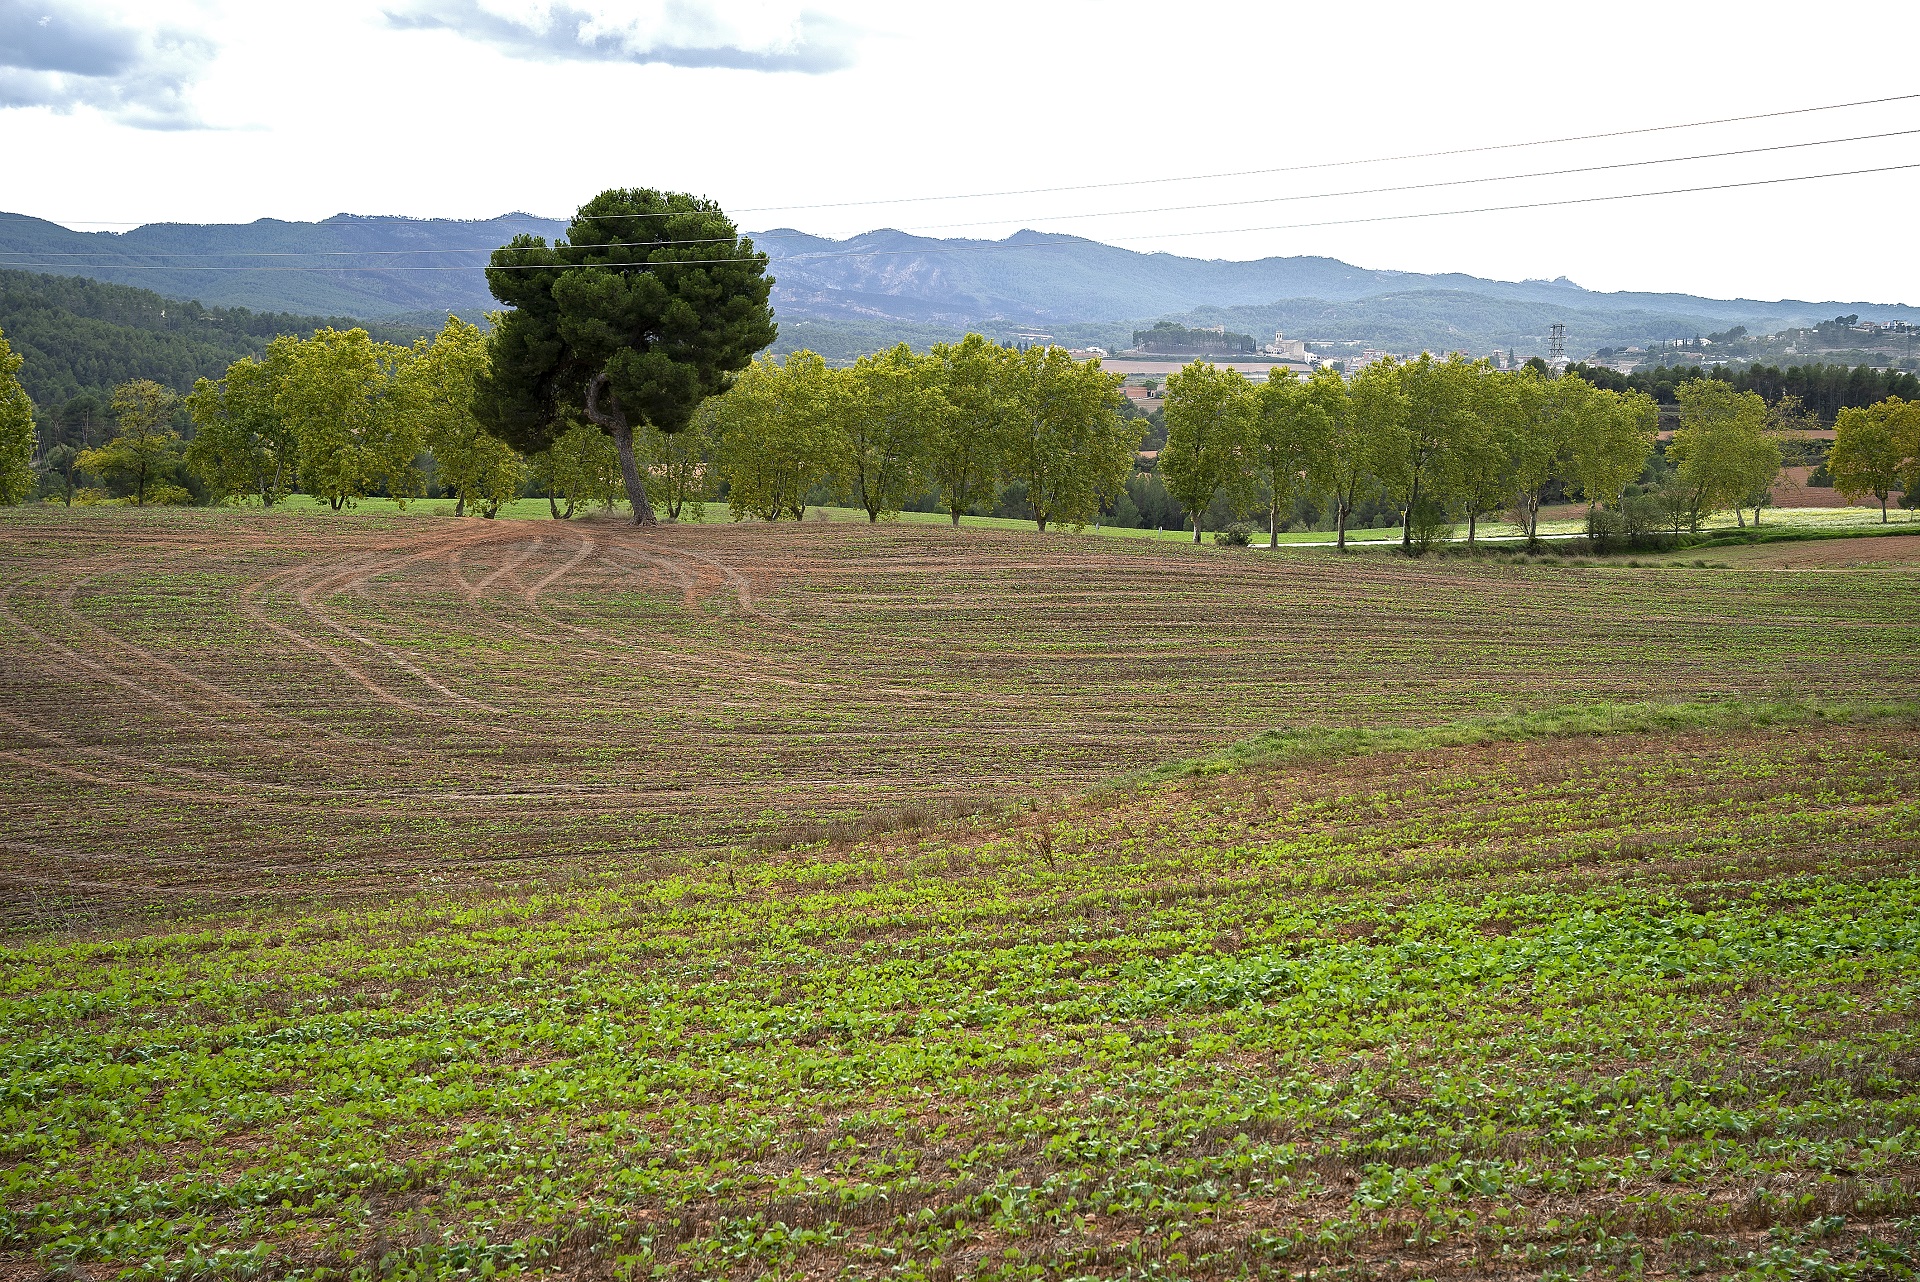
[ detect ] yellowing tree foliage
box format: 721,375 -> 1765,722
78,379 -> 187,506
1830,396 -> 1920,523
400,317 -> 523,517
0,327 -> 35,505
276,328 -> 420,510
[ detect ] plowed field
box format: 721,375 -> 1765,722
4,506 -> 1920,931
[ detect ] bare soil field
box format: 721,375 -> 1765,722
1706,532 -> 1920,568
4,506 -> 1920,931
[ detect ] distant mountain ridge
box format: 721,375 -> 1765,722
3,211 -> 1915,357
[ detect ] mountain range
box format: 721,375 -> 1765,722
3,211 -> 1915,360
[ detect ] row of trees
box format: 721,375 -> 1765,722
709,337 -> 1138,529
1156,355 -> 1661,549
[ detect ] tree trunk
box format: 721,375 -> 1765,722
548,481 -> 562,520
1468,510 -> 1477,546
950,511 -> 961,527
1336,499 -> 1349,551
1883,498 -> 1890,523
1269,500 -> 1278,549
454,493 -> 465,517
1735,506 -> 1744,528
1192,510 -> 1202,544
1037,513 -> 1049,532
587,372 -> 656,527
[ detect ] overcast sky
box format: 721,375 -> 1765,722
5,0 -> 1920,305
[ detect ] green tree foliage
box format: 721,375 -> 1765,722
1250,370 -> 1328,547
1301,366 -> 1370,550
1160,361 -> 1256,543
713,352 -> 840,522
276,329 -> 420,510
1667,379 -> 1778,531
0,326 -> 36,505
839,345 -> 942,523
1450,364 -> 1519,546
1369,355 -> 1480,552
184,350 -> 297,506
1613,361 -> 1920,422
532,421 -> 623,519
476,189 -> 775,526
1830,397 -> 1920,523
996,345 -> 1137,532
1567,384 -> 1659,517
926,335 -> 1008,526
400,317 -> 522,517
643,413 -> 714,522
77,379 -> 186,505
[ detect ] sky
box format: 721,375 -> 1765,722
5,0 -> 1920,305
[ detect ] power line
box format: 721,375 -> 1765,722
6,126 -> 1918,266
8,89 -> 1920,230
895,126 -> 1920,233
8,159 -> 1917,273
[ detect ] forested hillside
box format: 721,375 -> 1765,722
0,270 -> 421,408
0,212 -> 562,318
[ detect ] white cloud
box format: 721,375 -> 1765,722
384,0 -> 858,73
0,0 -> 214,129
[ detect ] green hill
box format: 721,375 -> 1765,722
0,269 -> 429,411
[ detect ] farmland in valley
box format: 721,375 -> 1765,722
3,507 -> 1919,1280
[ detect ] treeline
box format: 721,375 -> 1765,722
8,314 -> 1915,546
1569,360 -> 1920,423
1153,356 -> 1659,549
0,269 -> 419,416
22,318 -> 628,515
709,338 -> 1139,528
1134,321 -> 1256,354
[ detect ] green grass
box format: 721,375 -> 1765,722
1139,696 -> 1920,782
5,508 -> 1920,1280
4,720 -> 1917,1279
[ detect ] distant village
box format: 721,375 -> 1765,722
1017,313 -> 1920,399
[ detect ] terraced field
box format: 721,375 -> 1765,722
3,507 -> 1919,1281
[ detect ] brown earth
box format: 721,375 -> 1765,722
5,505 -> 1919,932
1711,531 -> 1920,568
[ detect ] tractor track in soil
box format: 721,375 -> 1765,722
5,507 -> 1920,929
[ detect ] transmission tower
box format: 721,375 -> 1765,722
1547,323 -> 1568,373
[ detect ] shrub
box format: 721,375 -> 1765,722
1406,499 -> 1455,556
1214,522 -> 1253,547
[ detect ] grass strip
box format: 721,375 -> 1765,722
1141,695 -> 1920,782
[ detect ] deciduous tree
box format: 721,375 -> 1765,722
713,351 -> 840,521
476,189 -> 775,526
77,379 -> 184,506
0,326 -> 35,505
1830,397 -> 1920,522
927,334 -> 1008,526
1251,369 -> 1328,547
185,350 -> 297,506
1450,364 -> 1517,546
1302,366 -> 1370,550
533,420 -> 623,519
996,345 -> 1136,533
276,329 -> 419,510
1160,360 -> 1255,543
1567,384 -> 1658,520
1668,379 -> 1773,530
401,317 -> 524,517
839,345 -> 942,523
1374,355 -> 1476,552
